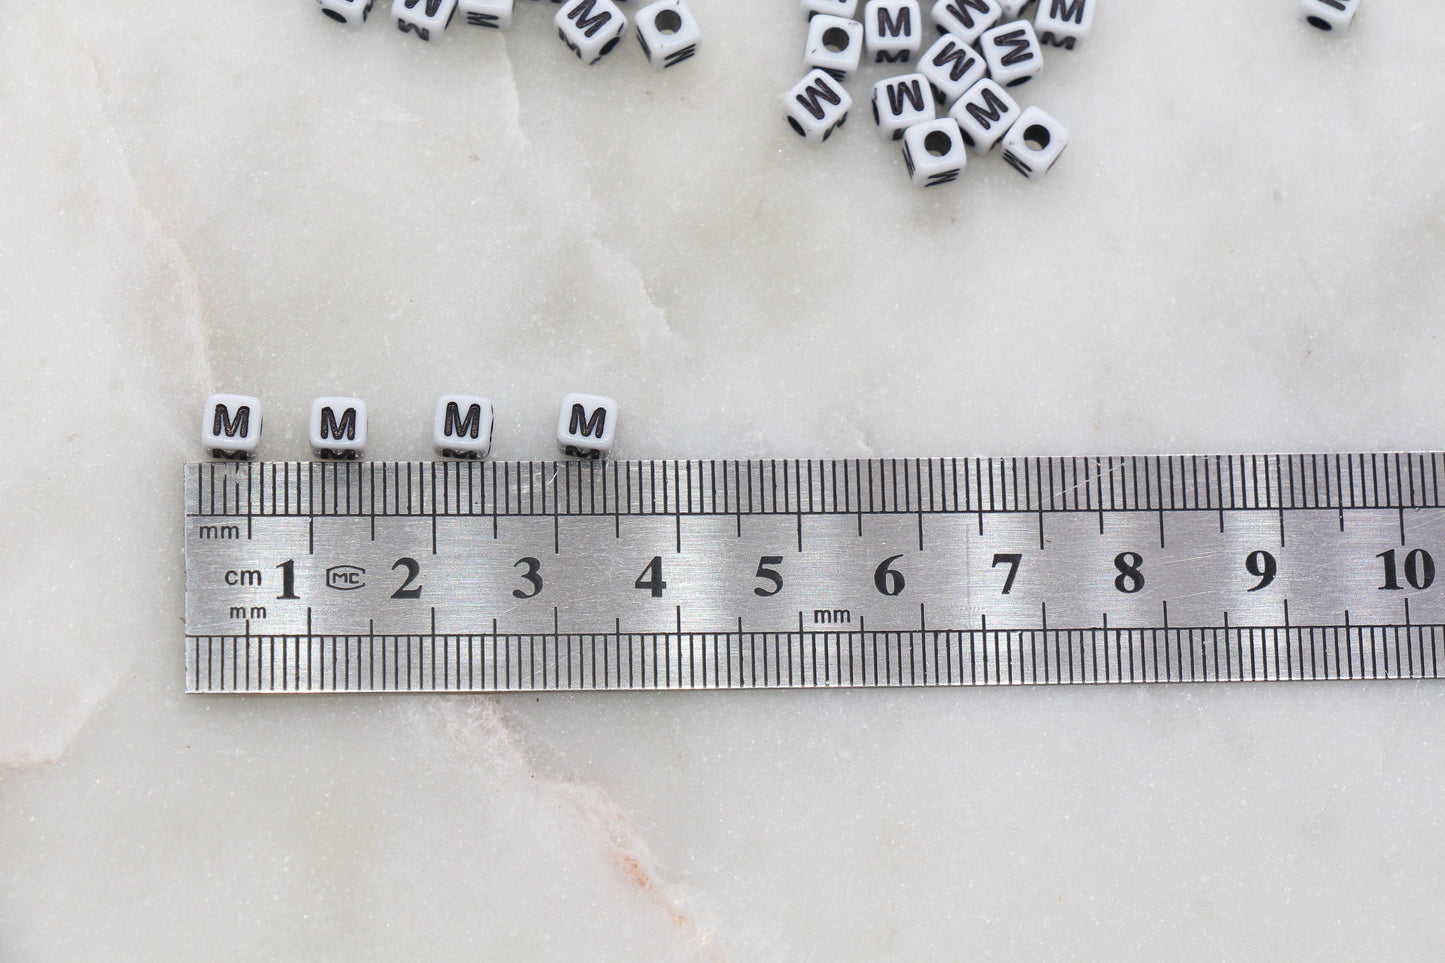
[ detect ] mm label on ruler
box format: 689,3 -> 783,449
184,455 -> 1445,693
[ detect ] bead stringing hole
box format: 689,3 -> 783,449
822,26 -> 851,51
924,130 -> 953,156
654,9 -> 682,34
1024,124 -> 1050,150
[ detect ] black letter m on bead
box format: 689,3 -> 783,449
566,0 -> 613,38
569,404 -> 607,438
444,402 -> 482,439
795,76 -> 843,119
1050,0 -> 1087,23
320,407 -> 357,441
212,404 -> 251,438
876,6 -> 911,37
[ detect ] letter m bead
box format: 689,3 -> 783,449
203,394 -> 262,460
557,392 -> 618,459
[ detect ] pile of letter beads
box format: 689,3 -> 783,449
1300,0 -> 1359,32
203,394 -> 621,461
787,0 -> 1091,188
318,0 -> 702,71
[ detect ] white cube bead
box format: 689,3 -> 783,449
1033,0 -> 1091,48
1301,0 -> 1360,32
458,0 -> 513,28
864,0 -> 922,65
804,14 -> 865,81
1000,105 -> 1068,179
901,118 -> 967,187
918,33 -> 986,107
434,395 -> 495,459
980,19 -> 1043,87
872,73 -> 935,141
948,77 -> 1019,153
784,69 -> 853,144
393,0 -> 457,41
997,0 -> 1032,17
310,397 -> 368,460
802,0 -> 859,18
318,0 -> 375,25
635,0 -> 700,69
558,393 -> 617,459
203,394 -> 262,460
556,0 -> 628,64
930,0 -> 1000,45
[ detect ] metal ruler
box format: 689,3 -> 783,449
185,454 -> 1445,693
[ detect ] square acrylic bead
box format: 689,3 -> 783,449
929,0 -> 1000,45
804,14 -> 865,81
901,118 -> 967,187
918,33 -> 986,106
318,0 -> 374,25
802,0 -> 859,17
636,0 -> 700,69
557,393 -> 617,459
1301,0 -> 1360,32
948,77 -> 1019,153
784,69 -> 853,144
980,19 -> 1043,86
556,0 -> 628,64
1000,104 -> 1068,179
872,73 -> 934,140
458,0 -> 513,28
1034,0 -> 1092,48
310,397 -> 368,460
203,394 -> 262,460
393,0 -> 457,41
864,0 -> 922,64
434,395 -> 495,459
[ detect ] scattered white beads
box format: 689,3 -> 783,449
317,0 -> 702,72
785,0 -> 1078,188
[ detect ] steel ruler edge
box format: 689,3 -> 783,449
184,454 -> 1445,693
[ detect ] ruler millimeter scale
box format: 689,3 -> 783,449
185,454 -> 1445,693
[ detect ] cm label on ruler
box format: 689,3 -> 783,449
186,456 -> 1445,648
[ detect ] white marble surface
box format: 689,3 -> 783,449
4,1 -> 1445,958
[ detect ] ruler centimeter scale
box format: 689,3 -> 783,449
185,454 -> 1445,693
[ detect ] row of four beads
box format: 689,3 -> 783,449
202,393 -> 618,461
